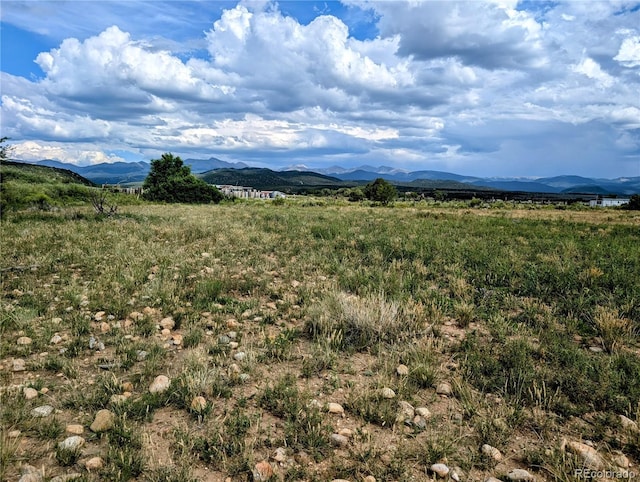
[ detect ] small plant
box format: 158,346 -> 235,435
56,444 -> 82,466
592,305 -> 632,352
90,188 -> 118,216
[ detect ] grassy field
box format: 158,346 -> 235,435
1,199 -> 639,481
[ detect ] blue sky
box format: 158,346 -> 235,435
1,0 -> 639,178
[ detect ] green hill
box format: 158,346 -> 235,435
200,167 -> 349,191
1,160 -> 97,214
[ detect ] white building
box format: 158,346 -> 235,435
589,198 -> 630,207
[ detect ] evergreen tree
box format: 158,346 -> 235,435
363,178 -> 397,205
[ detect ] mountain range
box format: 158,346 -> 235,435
8,158 -> 639,195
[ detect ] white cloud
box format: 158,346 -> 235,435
614,35 -> 640,67
572,58 -> 615,88
12,141 -> 126,165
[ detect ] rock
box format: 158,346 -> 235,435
32,405 -> 54,417
172,334 -> 183,346
415,407 -> 431,419
430,463 -> 450,478
331,433 -> 349,447
413,415 -> 427,429
229,341 -> 239,349
18,465 -> 43,482
620,415 -> 639,432
85,456 -> 104,470
381,387 -> 396,399
565,440 -> 605,470
219,335 -> 231,345
485,478 -> 503,482
13,358 -> 26,371
272,447 -> 287,463
50,334 -> 63,344
234,351 -> 247,362
49,474 -> 82,482
589,346 -> 603,353
100,322 -> 110,333
363,477 -> 377,482
252,460 -> 274,481
17,336 -> 33,345
436,382 -> 452,396
58,436 -> 85,451
506,469 -> 534,481
149,375 -> 171,393
94,311 -> 106,321
229,363 -> 242,374
23,387 -> 38,400
121,381 -> 134,392
397,401 -> 415,424
338,428 -> 353,438
482,444 -> 503,462
136,350 -> 147,361
90,409 -> 115,432
159,317 -> 175,330
191,396 -> 207,412
396,364 -> 409,376
239,373 -> 250,383
328,402 -> 344,415
66,424 -> 84,435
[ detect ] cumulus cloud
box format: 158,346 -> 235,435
12,141 -> 126,165
614,35 -> 640,67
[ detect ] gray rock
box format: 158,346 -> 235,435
396,364 -> 409,376
506,469 -> 534,481
234,351 -> 247,362
331,433 -> 349,447
17,336 -> 33,345
482,444 -> 503,461
430,463 -> 450,478
19,465 -> 43,482
58,436 -> 85,451
436,382 -> 452,396
31,405 -> 54,417
218,335 -> 230,345
381,387 -> 396,399
13,358 -> 26,371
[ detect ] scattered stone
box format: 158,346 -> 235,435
589,346 -> 603,353
191,396 -> 207,412
13,358 -> 26,371
85,456 -> 104,470
413,415 -> 427,429
363,477 -> 377,482
18,465 -> 42,482
8,429 -> 21,438
331,433 -> 349,447
338,428 -> 353,438
381,387 -> 396,399
506,469 -> 534,481
136,350 -> 147,361
482,444 -> 503,462
620,415 -> 639,432
90,409 -> 115,432
32,405 -> 54,417
23,387 -> 38,400
328,402 -> 344,415
436,382 -> 452,396
229,363 -> 242,374
228,331 -> 237,339
122,381 -> 134,392
229,341 -> 239,349
159,317 -> 175,330
613,453 -> 630,468
564,440 -> 605,470
40,387 -> 49,394
149,375 -> 171,393
58,436 -> 85,451
430,463 -> 450,478
218,335 -> 231,345
396,364 -> 409,376
415,407 -> 431,419
397,401 -> 415,424
272,447 -> 287,463
450,469 -> 461,482
50,334 -> 63,344
66,424 -> 84,435
17,336 -> 32,345
234,351 -> 247,362
49,474 -> 82,482
239,373 -> 251,383
172,334 -> 183,346
100,322 -> 110,333
94,311 -> 106,321
252,460 -> 274,481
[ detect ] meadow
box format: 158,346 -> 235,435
1,199 -> 639,481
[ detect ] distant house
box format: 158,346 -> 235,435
589,197 -> 630,207
216,185 -> 286,200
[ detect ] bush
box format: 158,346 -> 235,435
363,178 -> 397,205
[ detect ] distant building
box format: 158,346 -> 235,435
589,197 -> 630,207
217,185 -> 286,200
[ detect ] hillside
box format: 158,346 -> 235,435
200,167 -> 349,191
1,160 -> 97,186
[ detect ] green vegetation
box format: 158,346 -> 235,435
1,198 -> 639,481
624,193 -> 640,210
363,177 -> 397,204
142,153 -> 223,204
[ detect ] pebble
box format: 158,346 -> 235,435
122,381 -> 134,392
229,341 -> 239,349
396,364 -> 409,376
436,382 -> 452,396
17,336 -> 33,345
229,363 -> 242,374
66,424 -> 84,435
94,311 -> 106,321
620,414 -> 639,432
218,335 -> 231,345
506,469 -> 534,481
172,334 -> 183,346
136,350 -> 148,361
328,402 -> 344,415
363,477 -> 376,482
50,334 -> 63,344
613,453 -> 630,468
331,433 -> 349,447
18,465 -> 42,482
272,447 -> 287,463
413,415 -> 427,429
32,405 -> 54,417
58,436 -> 85,451
191,396 -> 207,412
9,429 -> 21,438
415,407 -> 431,419
589,346 -> 603,353
234,351 -> 247,362
23,387 -> 39,400
159,317 -> 175,330
90,409 -> 115,432
430,463 -> 450,478
85,456 -> 104,470
482,444 -> 503,461
149,375 -> 171,393
239,373 -> 250,383
13,358 -> 26,371
252,460 -> 274,481
100,322 -> 110,333
338,428 -> 353,438
381,387 -> 396,399
49,474 -> 82,482
397,401 -> 415,424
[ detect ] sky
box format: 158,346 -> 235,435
1,0 -> 640,178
